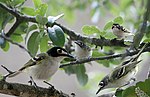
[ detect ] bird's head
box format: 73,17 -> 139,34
47,47 -> 74,59
74,40 -> 91,51
96,75 -> 110,95
112,23 -> 120,29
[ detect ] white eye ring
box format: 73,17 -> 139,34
99,82 -> 104,86
57,49 -> 62,54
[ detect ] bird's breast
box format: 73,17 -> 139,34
28,60 -> 59,80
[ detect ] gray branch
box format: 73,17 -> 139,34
0,80 -> 70,97
60,45 -> 150,68
0,2 -> 128,47
132,0 -> 150,48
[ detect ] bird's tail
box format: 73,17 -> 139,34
124,33 -> 135,36
8,71 -> 21,78
126,60 -> 142,70
131,43 -> 147,62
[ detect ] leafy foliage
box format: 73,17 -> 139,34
48,25 -> 65,47
63,64 -> 88,86
116,79 -> 150,97
0,0 -> 150,96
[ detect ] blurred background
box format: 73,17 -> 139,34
0,0 -> 149,97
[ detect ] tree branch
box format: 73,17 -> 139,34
0,3 -> 20,18
60,45 -> 150,68
98,93 -> 114,97
0,32 -> 33,57
132,0 -> 150,48
0,80 -> 70,97
0,2 -> 129,47
6,19 -> 22,37
54,23 -> 129,47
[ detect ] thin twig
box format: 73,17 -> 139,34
0,2 -> 129,47
132,0 -> 150,48
1,32 -> 33,57
60,46 -> 150,68
6,19 -> 22,37
1,65 -> 13,74
0,3 -> 20,17
1,65 -> 15,81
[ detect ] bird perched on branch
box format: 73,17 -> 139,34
8,47 -> 74,80
112,23 -> 134,39
96,44 -> 147,95
74,40 -> 92,60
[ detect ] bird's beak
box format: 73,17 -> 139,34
96,86 -> 103,95
74,41 -> 80,46
66,53 -> 75,59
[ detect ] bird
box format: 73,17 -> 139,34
74,40 -> 92,60
8,47 -> 74,80
112,23 -> 134,39
96,44 -> 147,95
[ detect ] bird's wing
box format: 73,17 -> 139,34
8,53 -> 48,78
110,60 -> 141,81
19,53 -> 47,71
110,65 -> 126,80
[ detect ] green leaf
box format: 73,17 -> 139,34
48,25 -> 65,47
21,7 -> 36,16
122,86 -> 136,97
116,79 -> 150,97
145,25 -> 150,38
0,8 -> 14,29
82,25 -> 101,35
27,32 -> 39,56
103,21 -> 113,30
11,0 -> 25,7
115,90 -> 123,97
1,41 -> 10,52
36,4 -> 48,16
32,0 -> 42,8
2,15 -> 14,29
0,0 -> 7,3
76,64 -> 88,86
143,39 -> 150,43
92,50 -> 110,67
0,74 -> 3,80
14,22 -> 28,35
120,0 -> 133,10
25,24 -> 38,43
104,31 -> 116,39
36,15 -> 48,25
40,35 -> 49,52
63,64 -> 88,86
63,66 -> 77,75
113,16 -> 123,24
10,34 -> 23,43
134,79 -> 150,96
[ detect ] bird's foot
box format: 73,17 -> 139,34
28,76 -> 38,89
43,81 -> 54,90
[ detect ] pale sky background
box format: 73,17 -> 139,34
0,0 -> 150,97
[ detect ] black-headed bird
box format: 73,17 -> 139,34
96,44 -> 147,95
112,23 -> 134,39
8,47 -> 74,80
74,40 -> 92,60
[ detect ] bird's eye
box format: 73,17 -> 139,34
99,82 -> 104,87
79,42 -> 84,46
57,49 -> 62,54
